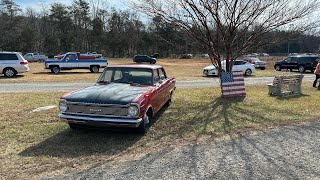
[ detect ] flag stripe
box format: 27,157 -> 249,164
221,71 -> 246,97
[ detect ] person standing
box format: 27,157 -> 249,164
313,61 -> 320,88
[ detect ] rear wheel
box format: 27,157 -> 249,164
3,68 -> 17,78
245,69 -> 252,76
165,92 -> 173,107
90,66 -> 99,73
51,66 -> 60,74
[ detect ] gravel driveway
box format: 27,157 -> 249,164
0,75 -> 315,92
45,121 -> 320,180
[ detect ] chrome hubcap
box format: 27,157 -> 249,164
93,67 -> 98,72
5,69 -> 14,77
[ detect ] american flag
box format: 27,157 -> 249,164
221,71 -> 246,97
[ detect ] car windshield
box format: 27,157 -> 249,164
97,67 -> 153,85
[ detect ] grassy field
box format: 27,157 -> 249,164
1,85 -> 320,179
0,57 -> 308,83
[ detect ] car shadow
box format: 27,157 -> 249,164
0,74 -> 25,79
19,106 -> 169,158
19,127 -> 143,158
33,72 -> 97,75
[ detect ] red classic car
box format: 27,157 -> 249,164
58,64 -> 176,133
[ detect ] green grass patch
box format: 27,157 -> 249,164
0,86 -> 319,179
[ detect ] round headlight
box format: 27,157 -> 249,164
128,105 -> 139,117
59,101 -> 68,112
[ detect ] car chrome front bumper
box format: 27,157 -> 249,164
59,113 -> 143,128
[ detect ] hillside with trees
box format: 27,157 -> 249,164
0,0 -> 319,58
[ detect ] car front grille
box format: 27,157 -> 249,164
66,103 -> 128,117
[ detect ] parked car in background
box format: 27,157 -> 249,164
23,53 -> 48,62
46,54 -> 55,59
133,55 -> 157,64
58,64 -> 176,133
45,52 -> 107,73
84,52 -> 103,58
0,52 -> 29,77
243,57 -> 267,70
274,55 -> 320,73
203,60 -> 256,76
54,52 -> 96,60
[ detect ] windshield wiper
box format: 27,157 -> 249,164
97,80 -> 110,84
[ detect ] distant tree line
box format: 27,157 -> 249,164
0,0 -> 319,58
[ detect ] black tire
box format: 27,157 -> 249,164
90,66 -> 99,73
3,68 -> 17,78
260,67 -> 266,70
150,60 -> 156,64
298,65 -> 305,73
51,66 -> 60,74
137,110 -> 151,134
275,65 -> 281,71
68,123 -> 80,130
245,69 -> 252,76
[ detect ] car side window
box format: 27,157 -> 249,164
159,68 -> 167,80
153,69 -> 160,84
290,57 -> 298,63
0,53 -> 18,60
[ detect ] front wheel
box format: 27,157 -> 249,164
90,66 -> 99,73
245,69 -> 252,76
137,111 -> 151,134
298,65 -> 305,73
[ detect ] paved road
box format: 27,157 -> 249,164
46,121 -> 320,179
0,75 -> 315,92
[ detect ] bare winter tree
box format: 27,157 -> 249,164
133,0 -> 320,82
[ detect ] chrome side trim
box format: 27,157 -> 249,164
59,113 -> 142,124
63,112 -> 131,118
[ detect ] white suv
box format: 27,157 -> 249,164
0,52 -> 30,77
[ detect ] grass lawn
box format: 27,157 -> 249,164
1,85 -> 320,179
0,57 -> 309,83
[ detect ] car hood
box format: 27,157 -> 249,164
64,83 -> 151,105
204,65 -> 216,70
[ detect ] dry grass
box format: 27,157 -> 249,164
0,57 -> 305,83
1,85 -> 320,179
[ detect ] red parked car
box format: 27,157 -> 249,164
58,64 -> 176,133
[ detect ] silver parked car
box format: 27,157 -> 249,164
243,57 -> 267,70
24,53 -> 48,62
0,52 -> 30,77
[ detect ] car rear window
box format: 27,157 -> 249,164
0,53 -> 19,60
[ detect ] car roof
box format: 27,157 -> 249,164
108,64 -> 162,70
0,51 -> 19,54
288,55 -> 318,57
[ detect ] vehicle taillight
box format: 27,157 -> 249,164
20,61 -> 28,65
252,61 -> 256,64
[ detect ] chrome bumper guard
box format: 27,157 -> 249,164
59,113 -> 143,128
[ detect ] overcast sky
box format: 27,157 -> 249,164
15,0 -> 129,11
